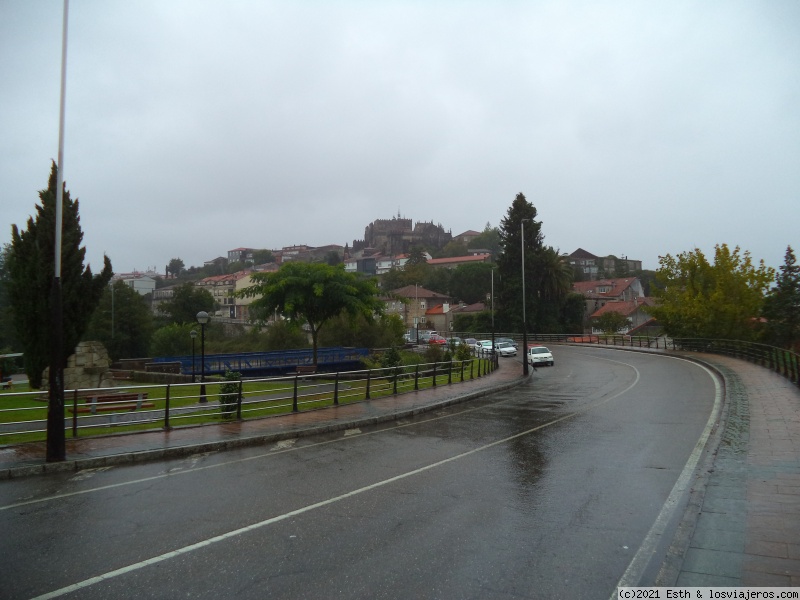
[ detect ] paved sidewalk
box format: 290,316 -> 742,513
657,353 -> 800,586
0,359 -> 526,479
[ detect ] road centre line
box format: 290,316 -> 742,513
30,360 -> 643,599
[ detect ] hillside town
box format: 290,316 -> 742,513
110,215 -> 649,336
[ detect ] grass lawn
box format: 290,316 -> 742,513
0,358 -> 492,445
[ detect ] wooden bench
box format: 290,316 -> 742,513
69,392 -> 154,414
288,365 -> 317,377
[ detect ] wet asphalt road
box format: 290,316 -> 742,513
0,346 -> 717,599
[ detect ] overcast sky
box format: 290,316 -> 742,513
2,1 -> 798,276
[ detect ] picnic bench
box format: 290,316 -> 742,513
288,365 -> 317,377
68,392 -> 154,415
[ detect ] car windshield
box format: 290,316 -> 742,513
530,347 -> 550,354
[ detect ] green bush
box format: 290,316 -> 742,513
218,370 -> 241,419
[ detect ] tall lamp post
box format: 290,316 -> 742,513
521,219 -> 529,376
415,283 -> 419,344
490,268 -> 495,363
196,311 -> 210,402
190,329 -> 197,383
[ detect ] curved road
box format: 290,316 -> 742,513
0,346 -> 719,599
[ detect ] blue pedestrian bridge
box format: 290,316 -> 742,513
150,347 -> 370,377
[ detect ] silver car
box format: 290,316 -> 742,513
495,341 -> 517,357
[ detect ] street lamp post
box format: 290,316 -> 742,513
415,283 -> 419,344
190,329 -> 197,383
196,311 -> 210,402
490,268 -> 495,364
521,219 -> 529,376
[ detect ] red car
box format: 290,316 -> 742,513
427,334 -> 447,345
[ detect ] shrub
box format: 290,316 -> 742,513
218,370 -> 241,419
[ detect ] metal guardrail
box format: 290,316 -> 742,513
451,332 -> 800,388
0,356 -> 497,444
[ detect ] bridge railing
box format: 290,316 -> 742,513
451,331 -> 799,388
0,356 -> 498,445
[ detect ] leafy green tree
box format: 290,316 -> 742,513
237,262 -> 385,364
439,240 -> 469,258
262,320 -> 309,350
594,311 -> 631,334
319,312 -> 405,349
150,323 -> 196,357
405,246 -> 428,268
496,193 -> 543,333
533,246 -> 574,333
251,249 -> 274,265
84,281 -> 154,360
632,269 -> 659,296
166,258 -> 185,277
159,282 -> 214,325
7,163 -> 113,387
560,292 -> 586,333
761,245 -> 800,350
468,223 -> 501,256
648,244 -> 774,341
449,262 -> 494,305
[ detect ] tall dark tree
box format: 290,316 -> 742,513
496,193 -> 543,333
534,246 -> 573,332
762,245 -> 800,350
7,163 -> 113,387
449,262 -> 495,305
0,244 -> 18,352
159,282 -> 214,325
85,281 -> 154,360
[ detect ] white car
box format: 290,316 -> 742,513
475,340 -> 494,354
527,345 -> 554,366
494,341 -> 517,357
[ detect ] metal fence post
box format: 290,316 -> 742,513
415,364 -> 419,390
366,370 -> 371,399
432,362 -> 437,387
292,376 -> 299,412
72,389 -> 78,438
164,384 -> 171,430
448,360 -> 452,384
393,368 -> 398,395
236,381 -> 243,419
334,372 -> 340,405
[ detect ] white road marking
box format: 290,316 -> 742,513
610,357 -> 723,596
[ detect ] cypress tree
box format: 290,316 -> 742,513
8,162 -> 112,387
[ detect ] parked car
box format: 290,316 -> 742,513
446,336 -> 462,348
527,345 -> 554,366
495,337 -> 517,348
495,341 -> 517,357
476,340 -> 494,354
463,338 -> 479,350
428,334 -> 447,345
